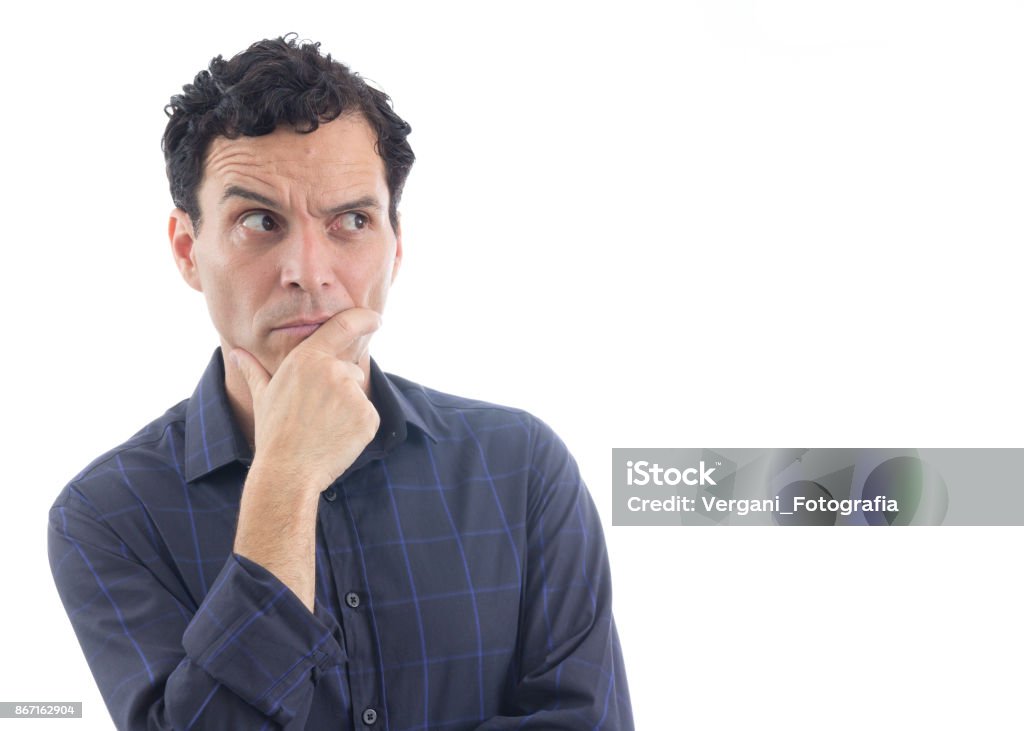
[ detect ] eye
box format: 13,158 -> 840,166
336,212 -> 369,232
240,212 -> 277,232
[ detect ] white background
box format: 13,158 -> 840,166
2,1 -> 1023,728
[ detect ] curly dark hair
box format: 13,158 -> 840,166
162,34 -> 414,233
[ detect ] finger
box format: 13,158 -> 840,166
229,348 -> 271,399
300,307 -> 382,362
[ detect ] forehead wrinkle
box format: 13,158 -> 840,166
222,164 -> 384,214
200,120 -> 388,217
207,131 -> 376,172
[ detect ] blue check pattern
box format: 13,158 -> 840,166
48,349 -> 634,730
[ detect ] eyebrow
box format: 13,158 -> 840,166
220,185 -> 383,216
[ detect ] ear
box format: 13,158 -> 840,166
168,208 -> 203,292
390,213 -> 403,284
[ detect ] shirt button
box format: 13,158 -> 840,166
345,591 -> 361,608
323,488 -> 337,502
362,707 -> 377,725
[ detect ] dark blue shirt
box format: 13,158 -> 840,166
48,349 -> 634,730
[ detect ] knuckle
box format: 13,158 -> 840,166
359,402 -> 380,431
325,360 -> 364,385
330,361 -> 362,386
344,362 -> 366,382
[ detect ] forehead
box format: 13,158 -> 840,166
199,114 -> 385,206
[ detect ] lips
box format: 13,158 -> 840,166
274,322 -> 323,337
272,315 -> 332,337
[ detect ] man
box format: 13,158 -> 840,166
48,35 -> 633,730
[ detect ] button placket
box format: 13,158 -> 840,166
322,470 -> 382,730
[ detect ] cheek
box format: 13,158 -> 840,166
358,259 -> 396,305
200,261 -> 264,331
202,280 -> 240,332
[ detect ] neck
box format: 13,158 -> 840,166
223,358 -> 257,451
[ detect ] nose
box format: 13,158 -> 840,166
279,225 -> 338,292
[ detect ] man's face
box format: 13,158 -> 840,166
169,114 -> 401,376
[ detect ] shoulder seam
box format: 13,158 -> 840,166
71,418 -> 184,487
394,380 -> 532,417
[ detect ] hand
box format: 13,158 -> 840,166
229,307 -> 383,492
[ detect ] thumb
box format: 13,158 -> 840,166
228,348 -> 270,400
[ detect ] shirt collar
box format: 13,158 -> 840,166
184,348 -> 439,483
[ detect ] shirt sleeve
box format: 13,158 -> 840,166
474,418 -> 635,730
48,484 -> 346,730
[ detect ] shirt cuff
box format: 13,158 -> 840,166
182,553 -> 346,719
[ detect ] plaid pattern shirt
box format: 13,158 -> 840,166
48,349 -> 634,730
